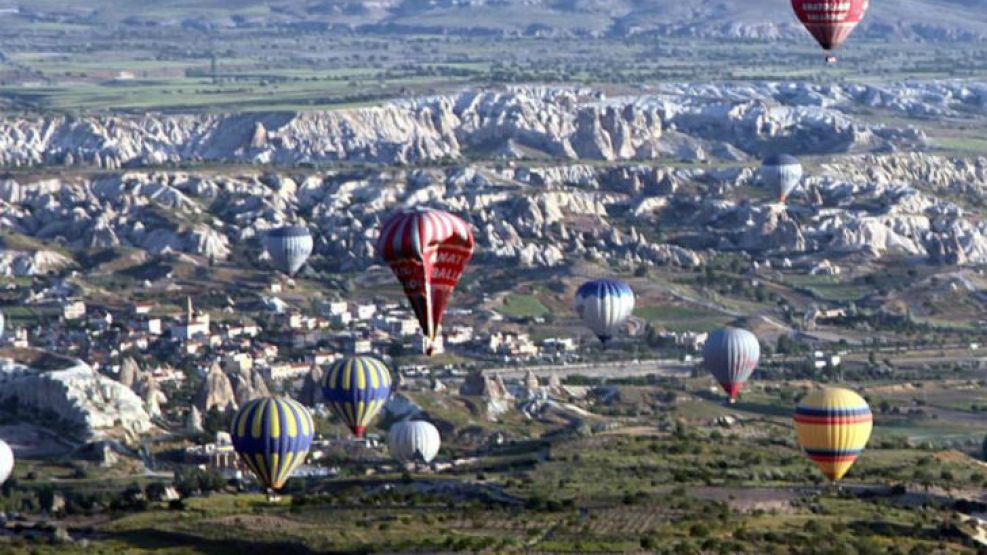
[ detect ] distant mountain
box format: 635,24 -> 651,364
11,0 -> 987,41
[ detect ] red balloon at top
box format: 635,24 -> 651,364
377,207 -> 474,355
791,0 -> 869,51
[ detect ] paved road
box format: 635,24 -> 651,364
485,358 -> 695,380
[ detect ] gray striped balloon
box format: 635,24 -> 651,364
703,327 -> 760,402
761,154 -> 803,203
264,226 -> 314,276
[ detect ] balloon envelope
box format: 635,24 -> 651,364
388,420 -> 441,464
230,397 -> 314,491
703,327 -> 760,402
791,0 -> 868,51
264,226 -> 313,276
0,440 -> 13,486
761,154 -> 803,203
377,207 -> 474,355
794,387 -> 873,481
321,356 -> 392,438
575,279 -> 635,344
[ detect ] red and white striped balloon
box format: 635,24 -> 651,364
791,0 -> 869,51
377,207 -> 474,355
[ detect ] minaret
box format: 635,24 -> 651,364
186,297 -> 194,325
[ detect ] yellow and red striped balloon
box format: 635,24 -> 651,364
793,387 -> 872,481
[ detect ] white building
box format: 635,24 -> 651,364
331,311 -> 352,327
264,362 -> 311,382
325,302 -> 348,316
542,337 -> 577,352
356,304 -> 377,320
143,318 -> 162,335
420,331 -> 444,355
374,315 -> 418,337
444,325 -> 474,345
62,300 -> 86,321
348,338 -> 372,354
170,298 -> 210,341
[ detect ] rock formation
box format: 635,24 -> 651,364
118,357 -> 140,388
185,405 -> 204,434
298,365 -> 324,407
233,366 -> 271,406
194,363 -> 237,414
460,372 -> 515,419
0,355 -> 152,441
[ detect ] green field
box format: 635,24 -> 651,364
634,304 -> 731,332
499,293 -> 551,318
782,275 -> 873,303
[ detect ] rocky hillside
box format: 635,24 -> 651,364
0,82 -> 984,276
1,152 -> 986,276
0,81 -> 969,169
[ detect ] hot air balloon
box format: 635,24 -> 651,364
794,387 -> 872,481
761,154 -> 803,204
575,279 -> 635,345
230,397 -> 314,497
321,356 -> 392,438
703,327 -> 760,403
388,420 -> 441,465
791,0 -> 868,59
377,207 -> 474,355
263,225 -> 313,276
0,440 -> 14,486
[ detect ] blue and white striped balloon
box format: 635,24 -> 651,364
264,226 -> 314,276
574,279 -> 635,344
761,154 -> 803,203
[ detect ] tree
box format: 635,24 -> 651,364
202,406 -> 230,437
174,467 -> 226,498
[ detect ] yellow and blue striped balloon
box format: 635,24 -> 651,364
793,387 -> 872,481
230,397 -> 314,491
321,356 -> 393,438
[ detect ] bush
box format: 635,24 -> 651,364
174,467 -> 226,497
689,523 -> 711,537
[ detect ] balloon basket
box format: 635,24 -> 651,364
266,490 -> 282,504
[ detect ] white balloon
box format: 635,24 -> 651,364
0,440 -> 14,486
388,420 -> 441,464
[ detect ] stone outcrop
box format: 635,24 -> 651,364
194,364 -> 237,414
232,367 -> 271,406
0,355 -> 152,441
118,357 -> 140,388
298,365 -> 324,407
185,405 -> 204,434
460,372 -> 515,420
